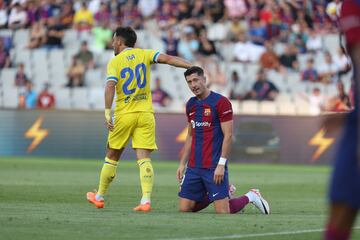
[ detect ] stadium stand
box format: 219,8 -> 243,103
0,0 -> 353,116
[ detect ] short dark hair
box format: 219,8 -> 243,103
184,66 -> 204,78
114,27 -> 137,48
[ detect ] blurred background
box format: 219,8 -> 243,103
0,0 -> 349,164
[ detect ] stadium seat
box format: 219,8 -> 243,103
136,30 -> 150,49
64,48 -> 79,67
32,49 -> 49,80
286,72 -> 301,84
0,90 -> 3,107
314,51 -> 326,70
240,100 -> 259,115
154,65 -> 183,101
218,42 -> 235,62
85,69 -> 103,87
342,78 -> 352,94
48,49 -> 67,88
55,88 -> 72,109
323,34 -> 340,55
63,30 -> 80,49
267,70 -> 287,93
14,48 -> 31,66
72,88 -> 89,109
226,62 -> 246,79
0,29 -> 12,38
325,84 -> 337,97
32,48 -> 48,62
306,82 -> 326,95
278,102 -> 297,115
259,101 -> 278,115
146,32 -> 165,53
295,100 -> 312,116
2,87 -> 18,108
276,93 -> 293,104
13,29 -> 29,49
1,68 -> 16,88
97,50 -> 113,67
49,49 -> 65,66
207,23 -> 228,41
245,63 -> 260,77
33,68 -> 50,90
273,42 -> 285,55
49,67 -> 68,88
297,54 -> 311,72
88,87 -> 104,110
169,100 -> 185,113
229,100 -> 240,115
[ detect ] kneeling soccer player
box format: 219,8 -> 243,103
177,66 -> 270,214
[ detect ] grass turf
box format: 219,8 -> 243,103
0,157 -> 358,240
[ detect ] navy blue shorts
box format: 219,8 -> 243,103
329,111 -> 360,209
178,167 -> 229,202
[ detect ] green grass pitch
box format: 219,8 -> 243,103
0,157 -> 359,240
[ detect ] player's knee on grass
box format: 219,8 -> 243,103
178,198 -> 196,212
214,198 -> 230,214
179,205 -> 192,212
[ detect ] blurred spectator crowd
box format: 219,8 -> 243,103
0,0 -> 353,114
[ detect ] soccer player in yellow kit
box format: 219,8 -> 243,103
87,27 -> 192,211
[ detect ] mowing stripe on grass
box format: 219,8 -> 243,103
161,226 -> 360,240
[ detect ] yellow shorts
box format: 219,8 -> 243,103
108,112 -> 157,150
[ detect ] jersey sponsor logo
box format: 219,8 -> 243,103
204,108 -> 211,116
124,94 -> 147,104
124,96 -> 131,103
133,93 -> 147,101
190,120 -> 211,128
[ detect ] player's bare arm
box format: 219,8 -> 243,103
214,120 -> 233,185
104,81 -> 116,131
177,123 -> 192,182
157,53 -> 192,69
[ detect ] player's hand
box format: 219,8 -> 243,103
106,119 -> 114,131
177,164 -> 186,183
105,109 -> 114,131
214,165 -> 225,185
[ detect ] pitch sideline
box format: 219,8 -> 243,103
160,226 -> 360,240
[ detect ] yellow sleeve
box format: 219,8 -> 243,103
144,49 -> 161,65
106,58 -> 118,83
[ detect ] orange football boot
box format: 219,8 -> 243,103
86,191 -> 104,208
133,203 -> 151,212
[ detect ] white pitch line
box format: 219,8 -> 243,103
159,226 -> 360,240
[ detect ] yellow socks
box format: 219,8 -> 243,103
98,157 -> 118,197
96,157 -> 153,205
137,158 -> 154,204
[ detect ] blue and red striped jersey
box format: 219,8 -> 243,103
186,91 -> 233,169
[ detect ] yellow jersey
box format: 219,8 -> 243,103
106,48 -> 160,115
